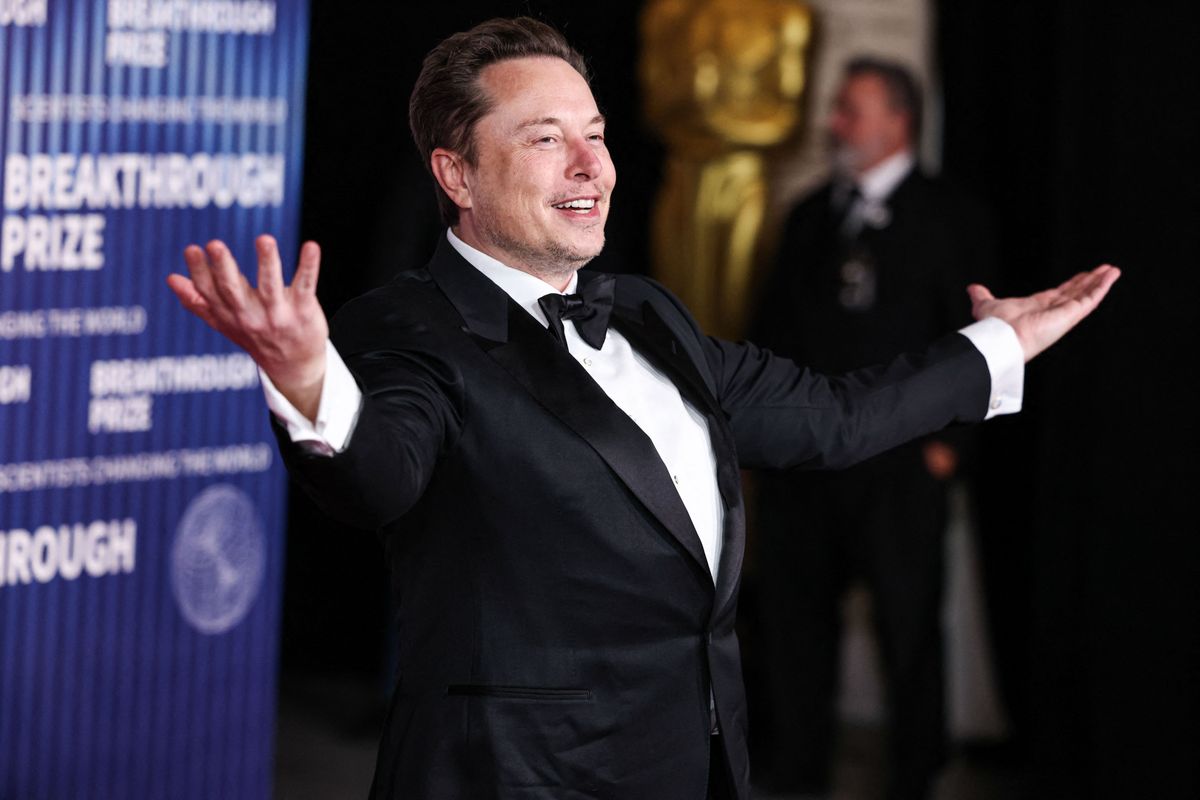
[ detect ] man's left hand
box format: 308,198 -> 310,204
967,264 -> 1120,362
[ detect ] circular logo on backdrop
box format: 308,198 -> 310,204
171,483 -> 267,635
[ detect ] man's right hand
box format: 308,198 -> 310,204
167,235 -> 329,421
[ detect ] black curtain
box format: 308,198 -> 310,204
939,2 -> 1199,797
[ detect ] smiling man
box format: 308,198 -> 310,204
429,55 -> 613,289
167,17 -> 1118,800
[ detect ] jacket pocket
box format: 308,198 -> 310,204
446,684 -> 592,702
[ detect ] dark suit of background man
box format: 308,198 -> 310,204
166,19 -> 1117,800
751,58 -> 998,800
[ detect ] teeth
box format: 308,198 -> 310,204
553,199 -> 596,210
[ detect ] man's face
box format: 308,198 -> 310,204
828,73 -> 910,174
454,56 -> 615,281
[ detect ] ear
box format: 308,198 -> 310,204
430,148 -> 472,211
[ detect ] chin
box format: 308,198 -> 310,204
555,241 -> 604,269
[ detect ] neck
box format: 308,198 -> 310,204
449,226 -> 580,293
453,224 -> 582,292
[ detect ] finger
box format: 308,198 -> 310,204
966,283 -> 994,302
1058,263 -> 1118,297
182,243 -> 218,298
292,241 -> 322,296
255,234 -> 285,305
1061,265 -> 1116,304
1076,264 -> 1121,306
1056,266 -> 1108,299
965,283 -> 995,313
205,239 -> 251,309
166,273 -> 217,326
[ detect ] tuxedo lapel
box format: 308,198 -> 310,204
610,301 -> 745,612
490,306 -> 711,578
426,236 -> 511,344
428,243 -> 711,581
610,303 -> 741,510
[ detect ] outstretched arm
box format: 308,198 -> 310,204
968,264 -> 1121,362
167,235 -> 329,420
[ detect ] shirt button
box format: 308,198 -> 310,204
582,357 -> 593,367
672,474 -> 680,485
990,397 -> 1002,410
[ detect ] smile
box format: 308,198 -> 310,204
551,198 -> 597,213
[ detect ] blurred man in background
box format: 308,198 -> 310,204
751,57 -> 997,800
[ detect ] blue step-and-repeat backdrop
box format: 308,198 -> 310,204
0,2 -> 308,797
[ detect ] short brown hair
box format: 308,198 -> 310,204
409,17 -> 590,226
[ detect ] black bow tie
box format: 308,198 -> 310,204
537,274 -> 615,351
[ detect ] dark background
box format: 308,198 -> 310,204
285,2 -> 1198,797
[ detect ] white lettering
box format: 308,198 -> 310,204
107,0 -> 275,34
0,307 -> 146,339
0,310 -> 46,338
0,365 -> 32,403
111,519 -> 137,573
0,215 -> 23,270
2,153 -> 285,213
84,521 -> 110,577
0,444 -> 273,493
30,525 -> 57,582
4,154 -> 27,209
3,528 -> 31,585
28,154 -> 52,209
88,394 -> 153,432
47,308 -> 82,335
0,0 -> 48,27
0,214 -> 105,271
0,519 -> 137,586
105,30 -> 168,68
89,353 -> 259,397
58,525 -> 85,580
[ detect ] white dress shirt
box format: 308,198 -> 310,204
835,149 -> 915,238
262,230 -> 1025,581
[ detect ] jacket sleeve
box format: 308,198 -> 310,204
706,333 -> 991,470
273,285 -> 465,531
640,277 -> 992,471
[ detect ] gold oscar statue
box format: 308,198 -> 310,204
640,0 -> 812,338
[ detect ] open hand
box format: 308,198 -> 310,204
967,264 -> 1121,362
167,235 -> 328,419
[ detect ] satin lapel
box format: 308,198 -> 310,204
610,303 -> 741,509
484,301 -> 711,578
426,236 -> 510,344
610,302 -> 746,613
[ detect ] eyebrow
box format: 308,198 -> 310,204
515,114 -> 606,131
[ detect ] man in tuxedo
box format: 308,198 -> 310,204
750,59 -> 997,799
167,18 -> 1117,800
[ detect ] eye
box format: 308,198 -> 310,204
587,132 -> 606,143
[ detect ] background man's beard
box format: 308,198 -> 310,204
831,142 -> 867,175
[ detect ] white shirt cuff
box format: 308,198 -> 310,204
958,317 -> 1024,419
259,339 -> 362,455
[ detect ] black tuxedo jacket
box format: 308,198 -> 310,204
754,168 -> 996,372
276,236 -> 991,799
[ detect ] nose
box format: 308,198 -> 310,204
566,136 -> 604,181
